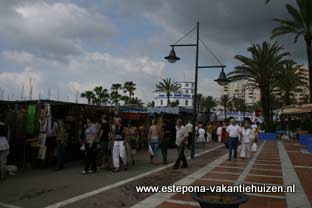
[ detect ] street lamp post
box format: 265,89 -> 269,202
165,21 -> 230,159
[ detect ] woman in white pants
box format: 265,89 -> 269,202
240,121 -> 253,159
112,118 -> 128,172
216,123 -> 222,143
196,123 -> 206,149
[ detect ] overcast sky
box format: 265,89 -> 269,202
0,0 -> 306,104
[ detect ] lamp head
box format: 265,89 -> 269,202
165,47 -> 180,63
215,67 -> 230,86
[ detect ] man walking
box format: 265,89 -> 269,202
185,120 -> 193,150
173,119 -> 188,170
226,118 -> 240,161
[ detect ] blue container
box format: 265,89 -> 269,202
299,134 -> 312,145
259,133 -> 276,140
276,130 -> 286,134
307,138 -> 312,153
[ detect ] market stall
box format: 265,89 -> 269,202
0,100 -> 111,169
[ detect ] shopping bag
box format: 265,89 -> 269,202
148,144 -> 154,156
80,144 -> 86,151
251,142 -> 257,152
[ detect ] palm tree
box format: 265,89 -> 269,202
227,41 -> 292,130
147,101 -> 155,107
199,96 -> 218,113
219,95 -> 232,120
123,81 -> 136,104
101,88 -> 110,106
93,86 -> 110,106
93,86 -> 102,105
197,93 -> 203,111
155,78 -> 180,106
247,101 -> 262,113
169,100 -> 180,107
80,90 -> 95,104
274,63 -> 308,105
110,83 -> 123,106
232,97 -> 246,112
128,97 -> 144,107
271,0 -> 312,103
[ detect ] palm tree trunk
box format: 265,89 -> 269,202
260,86 -> 271,131
285,92 -> 291,106
167,93 -> 170,107
224,104 -> 227,120
128,91 -> 132,104
305,36 -> 312,103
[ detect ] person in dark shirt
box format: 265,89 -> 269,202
98,115 -> 110,169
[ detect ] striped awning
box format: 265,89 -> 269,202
282,104 -> 312,114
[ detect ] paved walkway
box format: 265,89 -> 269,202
133,141 -> 312,208
0,143 -> 223,208
1,141 -> 311,208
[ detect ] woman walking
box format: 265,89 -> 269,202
112,118 -> 128,172
98,115 -> 110,169
126,121 -> 139,166
206,122 -> 213,142
221,122 -> 227,143
148,119 -> 161,165
196,122 -> 206,148
216,122 -> 222,143
82,118 -> 98,174
240,121 -> 253,159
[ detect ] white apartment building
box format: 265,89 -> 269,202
221,65 -> 310,105
221,80 -> 261,105
294,65 -> 309,104
272,65 -> 309,104
154,81 -> 194,107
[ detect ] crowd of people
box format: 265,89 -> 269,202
79,115 -> 188,173
77,115 -> 260,174
186,119 -> 260,161
0,113 -> 260,179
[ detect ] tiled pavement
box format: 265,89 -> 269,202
283,141 -> 312,206
132,140 -> 312,208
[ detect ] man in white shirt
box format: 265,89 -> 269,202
226,118 -> 240,161
173,119 -> 188,169
185,121 -> 193,150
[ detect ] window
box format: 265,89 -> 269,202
186,83 -> 189,87
160,100 -> 163,106
185,90 -> 188,94
185,100 -> 188,106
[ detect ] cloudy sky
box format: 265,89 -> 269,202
0,0 -> 306,104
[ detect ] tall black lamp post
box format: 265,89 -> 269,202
165,21 -> 230,159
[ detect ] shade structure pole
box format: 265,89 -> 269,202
191,21 -> 199,159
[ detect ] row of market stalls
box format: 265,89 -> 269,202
0,100 -> 193,168
281,104 -> 312,133
281,104 -> 312,115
